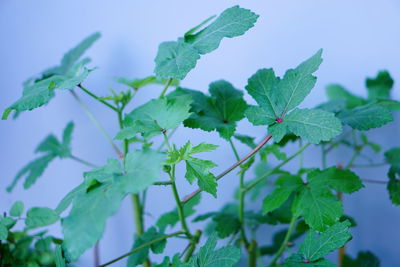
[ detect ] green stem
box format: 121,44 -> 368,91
321,144 -> 327,169
352,162 -> 388,168
69,155 -> 98,168
247,240 -> 258,267
157,127 -> 178,151
181,135 -> 273,204
299,139 -> 304,169
268,216 -> 298,267
163,132 -> 192,239
159,78 -> 173,98
245,143 -> 311,192
183,230 -> 202,262
99,231 -> 184,267
78,84 -> 119,112
229,138 -> 240,161
153,181 -> 173,186
70,90 -> 123,158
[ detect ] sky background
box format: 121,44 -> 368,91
1,0 -> 400,266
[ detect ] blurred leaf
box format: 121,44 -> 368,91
326,84 -> 367,109
26,207 -> 59,228
366,71 -> 394,100
10,201 -> 24,217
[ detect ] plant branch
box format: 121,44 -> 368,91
268,216 -> 298,267
78,84 -> 119,112
183,230 -> 202,262
352,162 -> 388,168
70,90 -> 123,158
245,143 -> 311,192
69,155 -> 98,168
153,181 -> 173,186
99,231 -> 184,267
159,78 -> 173,98
362,178 -> 387,184
181,134 -> 273,204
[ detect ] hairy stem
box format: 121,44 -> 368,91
268,216 -> 297,267
70,90 -> 123,158
69,155 -> 98,168
78,84 -> 119,112
159,78 -> 173,98
99,231 -> 184,267
181,135 -> 273,204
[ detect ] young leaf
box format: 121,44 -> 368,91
182,234 -> 241,267
185,157 -> 218,197
366,70 -> 393,100
337,104 -> 393,130
25,207 -> 60,228
262,175 -> 303,214
269,108 -> 343,144
118,95 -> 192,139
10,201 -> 24,217
234,134 -> 256,148
185,6 -> 258,54
299,220 -> 351,261
308,167 -> 364,193
116,76 -> 179,90
293,186 -> 343,231
326,84 -> 367,109
154,40 -> 200,80
182,80 -> 248,139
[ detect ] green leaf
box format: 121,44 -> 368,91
0,223 -> 8,240
0,217 -> 17,230
212,213 -> 241,238
62,182 -> 125,261
299,221 -> 352,261
262,175 -> 303,214
343,251 -> 380,267
185,157 -> 218,197
157,194 -> 201,232
326,84 -> 367,109
119,95 -> 192,139
62,149 -> 164,261
182,80 -> 248,139
184,15 -> 217,39
276,49 -> 323,115
10,201 -> 24,217
7,154 -> 56,192
387,168 -> 400,205
183,234 -> 241,267
3,33 -> 100,119
55,183 -> 86,215
284,254 -> 335,267
338,104 -> 393,130
154,40 -> 200,80
269,108 -> 342,144
62,122 -> 74,149
166,141 -> 218,164
185,6 -> 258,54
116,76 -> 179,90
317,99 -> 347,113
308,167 -> 364,194
385,147 -> 400,168
366,71 -> 393,100
260,228 -> 305,256
25,207 -> 60,228
127,227 -> 167,266
55,245 -> 66,267
293,186 -> 343,231
376,99 -> 400,111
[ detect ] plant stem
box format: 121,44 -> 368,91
181,134 -> 273,204
163,132 -> 192,239
245,143 -> 311,192
362,178 -> 387,184
159,78 -> 173,98
229,138 -> 250,247
78,84 -> 119,112
94,242 -> 100,267
268,216 -> 297,267
157,127 -> 178,151
321,144 -> 327,169
183,230 -> 202,262
352,162 -> 388,168
153,181 -> 173,186
69,155 -> 98,168
247,240 -> 258,267
117,108 -> 148,266
299,139 -> 304,169
70,90 -> 123,158
337,192 -> 345,267
99,231 -> 184,267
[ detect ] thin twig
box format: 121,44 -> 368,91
70,155 -> 98,168
70,90 -> 123,158
181,135 -> 273,204
362,178 -> 387,184
78,84 -> 119,112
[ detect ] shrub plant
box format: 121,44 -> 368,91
1,5 -> 400,267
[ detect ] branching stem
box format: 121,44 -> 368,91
78,84 -> 119,112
